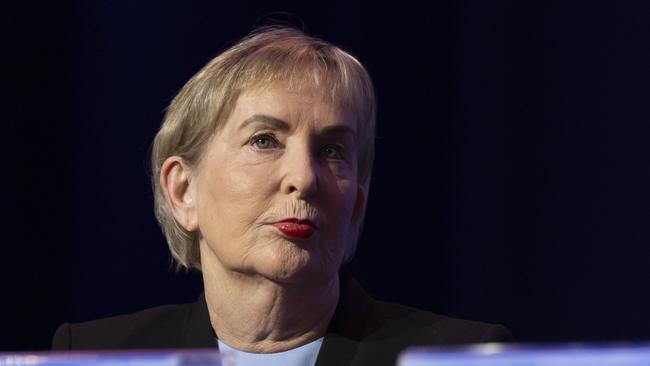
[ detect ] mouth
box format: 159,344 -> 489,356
271,218 -> 317,240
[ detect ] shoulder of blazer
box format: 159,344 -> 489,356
51,294 -> 215,350
315,274 -> 513,366
349,300 -> 513,366
336,273 -> 512,345
362,298 -> 513,344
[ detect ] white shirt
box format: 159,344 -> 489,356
217,338 -> 324,366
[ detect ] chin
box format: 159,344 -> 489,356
255,246 -> 339,285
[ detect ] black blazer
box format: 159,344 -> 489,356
52,274 -> 512,366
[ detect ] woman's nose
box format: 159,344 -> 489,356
281,147 -> 318,199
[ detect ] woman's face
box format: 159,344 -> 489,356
191,85 -> 365,284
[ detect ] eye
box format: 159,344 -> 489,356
250,133 -> 279,150
321,144 -> 345,160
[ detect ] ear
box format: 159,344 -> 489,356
160,156 -> 199,232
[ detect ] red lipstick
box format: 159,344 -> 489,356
272,218 -> 315,239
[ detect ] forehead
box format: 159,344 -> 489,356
226,85 -> 357,129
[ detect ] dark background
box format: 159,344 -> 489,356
4,0 -> 649,351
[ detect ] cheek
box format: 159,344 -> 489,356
328,160 -> 358,210
323,177 -> 358,229
198,163 -> 276,240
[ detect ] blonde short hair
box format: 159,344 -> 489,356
151,26 -> 376,270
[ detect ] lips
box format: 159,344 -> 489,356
271,218 -> 316,239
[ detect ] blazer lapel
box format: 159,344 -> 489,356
314,271 -> 373,366
315,330 -> 359,366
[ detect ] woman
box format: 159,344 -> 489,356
52,26 -> 511,366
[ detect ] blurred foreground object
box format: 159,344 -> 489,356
0,350 -> 222,366
399,343 -> 650,366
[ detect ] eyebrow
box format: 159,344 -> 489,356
239,113 -> 357,140
240,114 -> 290,131
321,125 -> 357,141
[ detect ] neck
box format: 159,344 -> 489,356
201,253 -> 340,353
